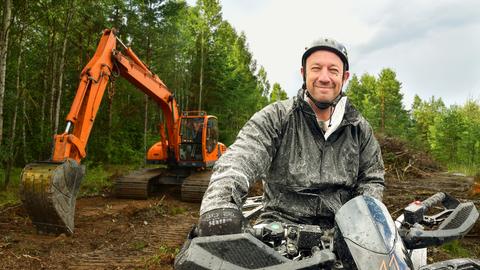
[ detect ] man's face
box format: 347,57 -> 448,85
301,50 -> 350,103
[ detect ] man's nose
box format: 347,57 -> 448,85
317,68 -> 331,83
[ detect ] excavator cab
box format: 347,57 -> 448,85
178,112 -> 220,168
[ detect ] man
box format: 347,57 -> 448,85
191,119 -> 203,160
197,38 -> 385,236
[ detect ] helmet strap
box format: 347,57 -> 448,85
305,88 -> 344,110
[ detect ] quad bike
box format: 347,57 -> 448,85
175,192 -> 479,269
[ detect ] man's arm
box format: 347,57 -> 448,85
356,120 -> 385,200
200,101 -> 288,216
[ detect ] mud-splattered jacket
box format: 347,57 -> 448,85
200,89 -> 385,226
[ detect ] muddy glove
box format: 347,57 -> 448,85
198,208 -> 244,236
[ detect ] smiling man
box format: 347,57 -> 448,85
196,38 -> 385,236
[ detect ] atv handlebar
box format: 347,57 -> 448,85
421,192 -> 447,209
401,192 -> 479,249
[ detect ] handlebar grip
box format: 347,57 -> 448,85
421,192 -> 446,209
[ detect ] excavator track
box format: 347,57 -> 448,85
115,167 -> 211,201
181,170 -> 213,202
114,168 -> 166,199
20,159 -> 85,234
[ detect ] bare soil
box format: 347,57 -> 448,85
0,174 -> 479,269
0,186 -> 199,269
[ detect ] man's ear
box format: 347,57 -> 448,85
343,70 -> 350,83
300,66 -> 305,77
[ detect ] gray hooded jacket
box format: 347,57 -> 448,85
200,89 -> 385,226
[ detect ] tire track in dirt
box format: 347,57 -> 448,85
67,193 -> 199,269
1,189 -> 200,270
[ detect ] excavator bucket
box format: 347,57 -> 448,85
20,159 -> 85,234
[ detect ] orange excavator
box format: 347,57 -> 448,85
20,28 -> 226,234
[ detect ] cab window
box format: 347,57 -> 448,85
206,118 -> 218,153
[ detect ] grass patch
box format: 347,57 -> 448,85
0,188 -> 20,208
80,163 -> 139,196
0,164 -> 144,206
143,245 -> 179,267
131,240 -> 148,251
80,164 -> 111,196
441,240 -> 472,258
447,164 -> 480,177
153,199 -> 168,216
0,167 -> 23,207
169,206 -> 187,216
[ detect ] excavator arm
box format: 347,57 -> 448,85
20,28 -> 180,234
53,28 -> 179,163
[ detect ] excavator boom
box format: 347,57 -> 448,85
20,29 -> 182,234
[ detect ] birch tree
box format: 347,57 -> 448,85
0,0 -> 12,146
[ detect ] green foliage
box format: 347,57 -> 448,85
346,73 -> 380,130
143,245 -> 179,266
0,167 -> 21,207
0,190 -> 18,207
411,95 -> 446,149
447,164 -> 480,177
427,100 -> 480,172
270,83 -> 288,103
257,66 -> 270,98
376,69 -> 410,137
441,240 -> 472,258
80,164 -> 112,196
169,205 -> 187,215
347,68 -> 479,174
131,240 -> 148,251
346,69 -> 409,138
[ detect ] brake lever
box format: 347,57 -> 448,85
423,209 -> 453,226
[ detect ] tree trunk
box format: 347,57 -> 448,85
4,29 -> 23,188
41,33 -> 51,145
144,95 -> 148,165
107,81 -> 114,163
49,31 -> 58,132
144,36 -> 151,165
39,74 -> 47,159
54,0 -> 75,134
22,94 -> 26,163
0,0 -> 12,147
198,28 -> 204,111
380,88 -> 385,134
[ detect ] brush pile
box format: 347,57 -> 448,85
377,135 -> 443,181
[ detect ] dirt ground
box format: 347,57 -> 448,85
0,185 -> 199,270
1,174 -> 479,269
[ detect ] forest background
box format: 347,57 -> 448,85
0,0 -> 479,195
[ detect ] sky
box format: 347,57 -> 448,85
187,0 -> 480,108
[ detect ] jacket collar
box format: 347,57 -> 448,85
296,88 -> 361,129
